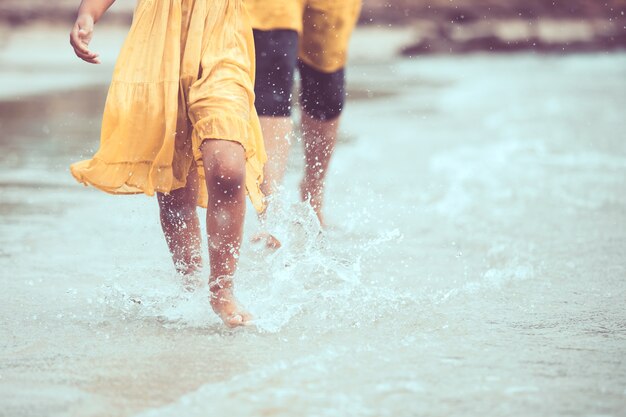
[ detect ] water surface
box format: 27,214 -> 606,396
0,51 -> 625,416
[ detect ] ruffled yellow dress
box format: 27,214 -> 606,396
71,0 -> 267,212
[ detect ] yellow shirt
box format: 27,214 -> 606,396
245,0 -> 362,73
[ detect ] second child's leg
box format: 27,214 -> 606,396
251,29 -> 299,248
253,29 -> 298,197
200,139 -> 251,327
259,116 -> 292,197
254,117 -> 291,249
157,168 -> 202,275
297,0 -> 361,225
300,113 -> 339,226
298,62 -> 347,226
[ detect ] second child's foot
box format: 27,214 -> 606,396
175,256 -> 203,276
209,276 -> 252,328
177,258 -> 203,291
251,232 -> 282,250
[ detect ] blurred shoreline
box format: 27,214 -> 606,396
0,24 -> 414,101
0,0 -> 624,54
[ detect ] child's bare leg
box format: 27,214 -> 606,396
301,113 -> 339,226
252,116 -> 293,249
200,139 -> 252,327
259,116 -> 293,196
157,168 -> 202,275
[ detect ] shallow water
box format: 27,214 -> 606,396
1,50 -> 625,416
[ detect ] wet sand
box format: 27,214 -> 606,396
1,26 -> 625,417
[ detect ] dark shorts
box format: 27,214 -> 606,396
253,29 -> 346,121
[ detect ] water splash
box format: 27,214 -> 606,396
91,198 -> 408,334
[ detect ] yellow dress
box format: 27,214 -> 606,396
71,0 -> 267,212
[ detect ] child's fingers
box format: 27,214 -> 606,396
76,50 -> 101,64
71,42 -> 94,59
74,49 -> 101,64
71,43 -> 97,60
70,28 -> 93,55
71,43 -> 100,64
80,51 -> 101,63
69,27 -> 100,64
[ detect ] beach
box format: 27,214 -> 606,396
1,20 -> 625,417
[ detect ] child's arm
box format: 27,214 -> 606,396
69,0 -> 116,64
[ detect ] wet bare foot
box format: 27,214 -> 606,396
251,232 -> 282,249
175,256 -> 202,276
209,277 -> 252,328
177,258 -> 203,292
181,274 -> 202,292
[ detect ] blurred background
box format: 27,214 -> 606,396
2,0 -> 625,52
0,2 -> 625,417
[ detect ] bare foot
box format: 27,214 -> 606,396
181,274 -> 202,292
251,232 -> 282,249
209,276 -> 252,328
210,289 -> 253,327
176,258 -> 203,292
175,255 -> 202,276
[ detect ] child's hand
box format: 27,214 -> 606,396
70,14 -> 101,64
